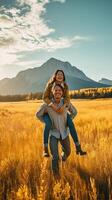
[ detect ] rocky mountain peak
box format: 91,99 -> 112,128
0,58 -> 109,95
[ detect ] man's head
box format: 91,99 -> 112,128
52,84 -> 64,102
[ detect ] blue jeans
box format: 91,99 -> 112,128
43,113 -> 52,146
43,113 -> 79,146
67,113 -> 79,145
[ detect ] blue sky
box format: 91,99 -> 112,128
0,0 -> 112,81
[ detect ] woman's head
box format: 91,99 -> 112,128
52,70 -> 65,83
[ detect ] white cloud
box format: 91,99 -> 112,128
0,14 -> 14,28
37,37 -> 74,51
16,60 -> 43,67
0,0 -> 54,52
33,35 -> 89,52
0,0 -> 89,77
52,0 -> 66,3
73,35 -> 90,41
0,55 -> 44,79
0,50 -> 19,66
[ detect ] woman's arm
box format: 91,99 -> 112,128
43,82 -> 59,112
63,83 -> 70,106
42,82 -> 52,105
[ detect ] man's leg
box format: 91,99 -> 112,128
49,136 -> 60,176
60,136 -> 71,161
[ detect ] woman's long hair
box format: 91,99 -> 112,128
49,69 -> 66,84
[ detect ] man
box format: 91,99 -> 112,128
36,83 -> 78,176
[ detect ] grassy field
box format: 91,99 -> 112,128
0,99 -> 112,200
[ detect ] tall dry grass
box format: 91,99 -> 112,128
0,99 -> 112,200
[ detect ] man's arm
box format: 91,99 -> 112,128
67,102 -> 78,119
36,104 -> 47,122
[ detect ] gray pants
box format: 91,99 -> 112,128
49,135 -> 71,175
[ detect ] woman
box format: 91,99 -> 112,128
41,70 -> 86,156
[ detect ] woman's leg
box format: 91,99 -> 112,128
43,113 -> 52,156
67,113 -> 79,145
67,114 -> 87,155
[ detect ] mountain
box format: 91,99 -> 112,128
0,58 -> 109,95
99,78 -> 112,86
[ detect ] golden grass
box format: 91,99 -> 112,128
0,99 -> 112,200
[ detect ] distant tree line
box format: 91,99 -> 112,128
0,87 -> 112,102
69,87 -> 112,99
0,92 -> 42,102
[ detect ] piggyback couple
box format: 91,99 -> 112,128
36,69 -> 86,176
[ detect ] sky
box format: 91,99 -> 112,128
0,0 -> 112,81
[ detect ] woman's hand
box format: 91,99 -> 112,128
50,103 -> 59,112
50,103 -> 66,114
56,105 -> 65,114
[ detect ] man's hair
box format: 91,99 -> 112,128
52,83 -> 64,93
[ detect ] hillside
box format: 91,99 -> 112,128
0,58 -> 109,95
